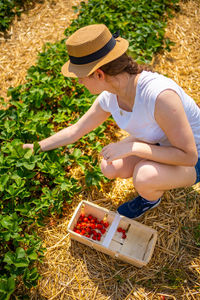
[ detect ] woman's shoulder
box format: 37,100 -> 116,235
98,91 -> 116,112
98,90 -> 116,101
138,70 -> 170,85
138,71 -> 179,97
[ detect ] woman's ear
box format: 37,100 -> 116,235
94,69 -> 105,80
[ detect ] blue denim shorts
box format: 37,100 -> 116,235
194,158 -> 200,184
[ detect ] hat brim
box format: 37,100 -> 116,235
61,37 -> 129,78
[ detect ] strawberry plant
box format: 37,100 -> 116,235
66,0 -> 179,63
0,0 -> 180,298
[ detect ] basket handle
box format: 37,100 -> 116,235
102,213 -> 122,248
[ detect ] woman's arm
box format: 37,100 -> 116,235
102,90 -> 198,166
23,97 -> 111,151
144,89 -> 198,166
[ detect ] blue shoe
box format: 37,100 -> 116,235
117,196 -> 161,219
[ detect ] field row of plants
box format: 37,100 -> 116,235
0,0 -> 179,298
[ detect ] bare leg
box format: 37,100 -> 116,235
133,160 -> 197,200
101,156 -> 197,201
100,155 -> 142,179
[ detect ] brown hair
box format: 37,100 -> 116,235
100,53 -> 151,76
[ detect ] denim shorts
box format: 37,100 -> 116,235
195,158 -> 200,184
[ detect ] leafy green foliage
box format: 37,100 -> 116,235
0,0 -> 180,298
0,276 -> 15,300
65,0 -> 179,63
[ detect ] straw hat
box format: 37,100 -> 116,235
61,24 -> 129,78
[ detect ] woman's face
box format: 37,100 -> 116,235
78,70 -> 107,94
78,76 -> 96,93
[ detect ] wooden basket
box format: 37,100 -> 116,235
67,201 -> 158,268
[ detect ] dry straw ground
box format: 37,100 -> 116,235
0,0 -> 81,102
0,0 -> 200,299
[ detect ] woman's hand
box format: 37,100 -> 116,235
100,141 -> 133,162
23,143 -> 34,152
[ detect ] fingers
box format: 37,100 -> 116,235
100,143 -> 113,159
22,144 -> 34,152
100,148 -> 111,161
100,151 -> 113,163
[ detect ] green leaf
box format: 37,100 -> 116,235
23,267 -> 40,288
33,141 -> 41,154
1,216 -> 13,229
14,259 -> 29,268
7,276 -> 15,291
0,174 -> 9,191
24,149 -> 33,159
27,250 -> 38,260
0,276 -> 15,300
60,182 -> 69,191
3,252 -> 14,265
16,247 -> 26,259
22,161 -> 36,170
72,148 -> 82,159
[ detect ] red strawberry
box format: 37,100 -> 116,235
103,222 -> 109,228
97,224 -> 103,230
117,227 -> 123,232
101,228 -> 106,234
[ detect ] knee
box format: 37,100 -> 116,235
100,159 -> 118,179
133,161 -> 157,194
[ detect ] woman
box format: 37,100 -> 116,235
23,24 -> 200,219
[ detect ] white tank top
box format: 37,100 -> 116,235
98,71 -> 200,156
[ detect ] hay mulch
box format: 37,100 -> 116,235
0,0 -> 81,103
152,0 -> 200,105
1,0 -> 200,299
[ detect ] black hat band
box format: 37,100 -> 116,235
69,34 -> 119,65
